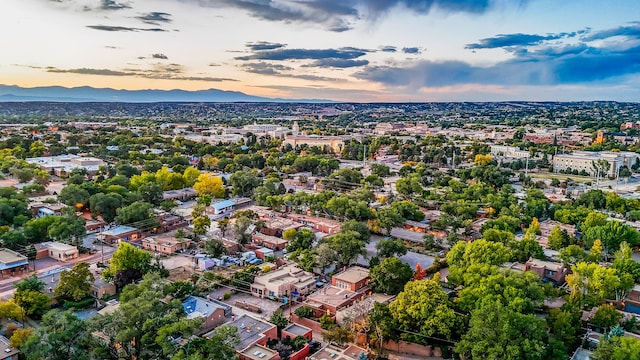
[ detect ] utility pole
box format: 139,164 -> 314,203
452,145 -> 456,170
525,155 -> 529,177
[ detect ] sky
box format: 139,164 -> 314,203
1,0 -> 640,102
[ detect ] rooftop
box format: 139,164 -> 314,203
332,266 -> 370,284
212,314 -> 275,351
310,344 -> 366,360
183,296 -> 226,318
41,241 -> 77,252
307,286 -> 358,309
526,258 -> 565,272
0,335 -> 19,358
211,199 -> 235,210
0,248 -> 28,268
101,225 -> 138,236
282,323 -> 312,337
240,344 -> 279,360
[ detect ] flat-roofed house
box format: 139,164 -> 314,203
98,225 -> 142,244
37,241 -> 79,262
250,264 -> 316,299
142,236 -> 190,255
525,258 -> 569,285
183,296 -> 228,334
0,248 -> 28,278
206,314 -> 277,352
331,266 -> 370,292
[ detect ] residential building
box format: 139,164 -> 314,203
525,258 -> 569,285
305,286 -> 360,315
282,323 -> 313,341
239,345 -> 280,360
35,242 -> 79,262
259,217 -> 303,238
26,154 -> 105,176
0,248 -> 29,278
211,199 -> 236,216
91,277 -> 116,299
98,225 -> 142,244
331,266 -> 370,292
155,213 -> 188,233
30,203 -> 66,218
250,264 -> 316,299
183,296 -> 229,334
285,214 -> 341,235
142,236 -> 190,255
207,314 -> 277,352
283,135 -> 344,153
252,233 -> 289,251
311,344 -> 367,360
0,335 -> 19,360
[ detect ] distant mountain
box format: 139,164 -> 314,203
0,85 -> 330,103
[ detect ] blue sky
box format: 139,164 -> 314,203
1,0 -> 640,102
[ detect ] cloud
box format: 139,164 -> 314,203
380,46 -> 397,53
136,12 -> 172,25
100,0 -> 130,10
242,62 -> 293,75
236,47 -> 368,61
356,41 -> 640,88
466,32 -> 574,49
87,25 -> 168,32
47,67 -> 134,76
152,53 -> 168,60
45,66 -> 236,82
190,0 -> 517,31
246,41 -> 287,51
402,47 -> 422,54
305,59 -> 369,68
582,23 -> 640,41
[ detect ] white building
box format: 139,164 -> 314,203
490,145 -> 530,159
553,151 -> 640,177
26,154 -> 105,176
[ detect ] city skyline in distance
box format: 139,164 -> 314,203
2,0 -> 640,102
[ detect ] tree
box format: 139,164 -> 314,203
233,216 -> 253,244
583,220 -> 640,254
270,309 -> 289,337
9,327 -> 32,349
205,239 -> 226,258
314,243 -> 337,275
115,201 -> 157,225
90,273 -> 202,360
591,239 -> 604,262
14,275 -> 50,318
375,208 -> 404,235
389,274 -> 461,339
192,204 -> 211,236
547,305 -> 582,353
547,225 -> 570,250
156,166 -> 185,190
229,170 -> 262,197
193,173 -> 225,198
89,192 -> 123,223
322,325 -> 354,346
370,258 -> 413,295
182,166 -> 201,187
566,262 -> 630,305
47,213 -> 86,247
376,238 -> 407,258
414,263 -> 426,280
284,228 -> 315,252
591,336 -> 640,360
327,230 -> 367,268
455,301 -> 548,360
473,153 -> 493,166
559,244 -> 589,265
58,184 -> 90,208
341,220 -> 371,243
137,181 -> 163,206
591,304 -> 623,331
103,242 -> 152,289
55,262 -> 94,301
582,211 -> 608,230
22,310 -> 92,360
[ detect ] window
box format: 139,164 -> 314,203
547,270 -> 555,276
269,291 -> 275,297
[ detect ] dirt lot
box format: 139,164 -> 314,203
167,266 -> 196,282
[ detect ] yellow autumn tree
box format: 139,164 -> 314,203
193,173 -> 225,198
473,154 -> 493,166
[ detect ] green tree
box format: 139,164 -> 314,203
54,262 -> 94,301
205,239 -> 226,258
58,184 -> 91,208
376,238 -> 407,258
270,309 -> 289,337
341,220 -> 371,243
455,301 -> 548,360
559,244 -> 589,265
327,230 -> 367,268
389,274 -> 461,340
192,204 -> 211,236
103,242 -> 152,289
89,192 -> 123,223
47,213 -> 86,247
284,228 -> 315,252
137,181 -> 163,205
314,243 -> 337,275
22,310 -> 92,360
182,166 -> 201,187
370,257 -> 413,295
115,201 -> 157,225
547,225 -> 570,250
229,170 -> 262,197
591,304 -> 623,331
375,208 -> 404,235
591,336 -> 640,360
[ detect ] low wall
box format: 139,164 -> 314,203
291,314 -> 325,334
383,340 -> 442,358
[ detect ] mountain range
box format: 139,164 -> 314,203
0,85 -> 330,103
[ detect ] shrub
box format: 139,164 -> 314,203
63,298 -> 94,309
294,306 -> 314,319
320,314 -> 336,330
223,292 -> 231,300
